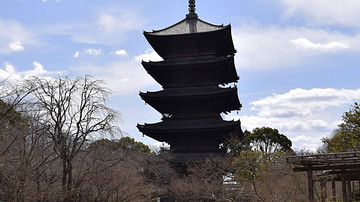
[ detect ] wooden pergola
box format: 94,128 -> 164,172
287,152 -> 360,202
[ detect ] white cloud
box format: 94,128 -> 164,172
70,55 -> 159,95
42,0 -> 62,2
280,0 -> 360,27
9,41 -> 25,52
0,61 -> 61,81
73,51 -> 80,58
22,61 -> 48,78
0,19 -> 34,54
85,48 -> 102,55
235,88 -> 360,150
73,49 -> 103,58
233,24 -> 360,70
114,49 -> 127,56
135,49 -> 162,62
291,37 -> 350,51
48,6 -> 146,45
0,63 -> 20,80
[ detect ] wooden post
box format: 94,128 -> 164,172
352,181 -> 355,201
307,169 -> 314,202
332,180 -> 336,202
320,179 -> 327,202
342,173 -> 347,202
347,178 -> 352,202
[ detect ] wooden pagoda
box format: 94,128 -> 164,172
137,0 -> 243,162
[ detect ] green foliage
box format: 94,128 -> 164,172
322,130 -> 360,152
245,127 -> 292,154
233,151 -> 265,182
89,137 -> 151,153
0,99 -> 22,125
117,137 -> 151,153
322,102 -> 360,152
222,132 -> 249,156
232,151 -> 285,183
340,102 -> 360,134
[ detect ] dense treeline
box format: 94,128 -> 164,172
1,76 -> 359,201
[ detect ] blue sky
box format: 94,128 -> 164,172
1,0 -> 360,151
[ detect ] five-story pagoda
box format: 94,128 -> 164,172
137,0 -> 243,162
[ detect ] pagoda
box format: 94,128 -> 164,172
137,0 -> 243,162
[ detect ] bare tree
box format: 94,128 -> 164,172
28,75 -> 121,194
0,100 -> 58,201
167,157 -> 249,202
0,78 -> 33,155
71,140 -> 154,201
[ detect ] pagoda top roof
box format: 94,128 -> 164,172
144,17 -> 229,36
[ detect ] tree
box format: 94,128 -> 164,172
169,158 -> 246,201
322,102 -> 360,152
222,132 -> 249,156
89,137 -> 151,153
0,78 -> 32,155
245,127 -> 292,155
72,138 -> 153,201
340,102 -> 360,134
28,76 -> 120,194
0,100 -> 57,201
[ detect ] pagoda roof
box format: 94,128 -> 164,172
142,56 -> 238,87
144,17 -> 228,36
139,86 -> 241,115
143,20 -> 236,59
137,118 -> 241,142
142,55 -> 233,66
140,86 -> 238,98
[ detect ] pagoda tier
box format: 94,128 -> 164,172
139,86 -> 241,115
142,55 -> 238,88
137,118 -> 241,152
144,18 -> 236,59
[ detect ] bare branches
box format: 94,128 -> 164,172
27,75 -> 121,193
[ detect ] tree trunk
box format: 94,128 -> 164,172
67,159 -> 73,192
62,158 -> 67,193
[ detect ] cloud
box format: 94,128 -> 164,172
73,51 -> 80,58
235,88 -> 360,151
0,19 -> 34,54
42,0 -> 62,2
46,6 -> 146,45
22,61 -> 49,78
0,63 -> 20,81
135,49 -> 162,62
73,49 -> 104,58
280,0 -> 360,27
233,24 -> 360,70
0,61 -> 61,81
9,41 -> 25,52
114,49 -> 127,56
70,50 -> 161,95
73,48 -> 128,58
84,48 -> 102,55
290,37 -> 350,51
97,13 -> 139,33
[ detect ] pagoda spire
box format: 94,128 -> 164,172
186,0 -> 198,19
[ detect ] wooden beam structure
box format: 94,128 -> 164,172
287,151 -> 360,201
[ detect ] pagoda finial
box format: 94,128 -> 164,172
186,0 -> 198,18
189,0 -> 196,13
